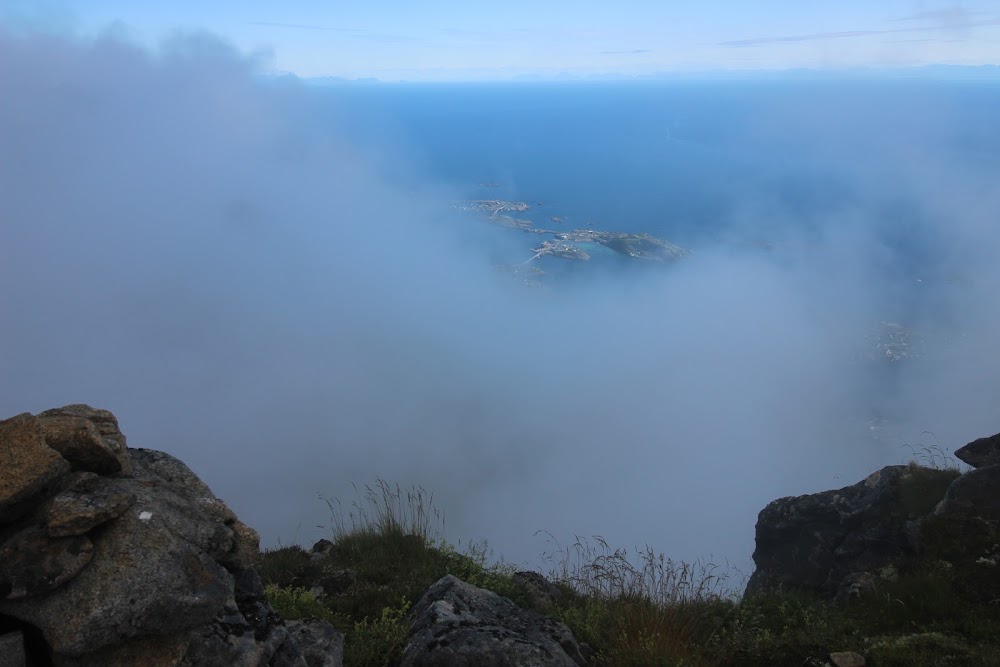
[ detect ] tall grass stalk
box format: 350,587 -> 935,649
544,534 -> 732,604
320,479 -> 444,544
542,534 -> 737,665
900,432 -> 968,472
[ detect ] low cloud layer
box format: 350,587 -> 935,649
2,29 -> 999,579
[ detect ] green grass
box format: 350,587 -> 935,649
344,599 -> 412,667
260,475 -> 1000,667
264,584 -> 337,624
540,534 -> 737,666
321,479 -> 443,544
261,480 -> 520,666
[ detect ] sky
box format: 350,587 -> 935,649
1,0 -> 999,80
2,4 -> 1000,581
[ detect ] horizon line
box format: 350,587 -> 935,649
270,63 -> 1000,85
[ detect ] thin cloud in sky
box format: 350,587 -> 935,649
720,15 -> 1000,48
884,38 -> 968,44
248,21 -> 420,43
350,32 -> 422,43
893,7 -> 984,25
892,5 -> 990,40
247,22 -> 357,33
435,27 -> 527,45
601,49 -> 652,55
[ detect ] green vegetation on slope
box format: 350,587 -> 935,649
260,478 -> 1000,666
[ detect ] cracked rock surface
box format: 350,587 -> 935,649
401,574 -> 585,667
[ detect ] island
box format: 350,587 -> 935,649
456,199 -> 690,265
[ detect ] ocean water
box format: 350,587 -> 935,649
319,79 -> 1000,251
307,78 -> 1000,335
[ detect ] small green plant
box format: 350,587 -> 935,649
264,584 -> 335,624
344,598 -> 412,667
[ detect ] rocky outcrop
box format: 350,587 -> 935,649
38,405 -> 134,476
747,432 -> 1000,601
401,574 -> 585,667
285,620 -> 345,667
955,433 -> 1000,469
746,464 -> 956,598
0,406 -> 342,666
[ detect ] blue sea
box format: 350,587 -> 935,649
319,79 -> 1000,249
305,78 -> 1000,335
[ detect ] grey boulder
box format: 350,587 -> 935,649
401,575 -> 585,667
954,433 -> 1000,469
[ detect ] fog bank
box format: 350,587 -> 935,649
2,29 -> 999,576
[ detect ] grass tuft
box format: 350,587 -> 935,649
900,433 -> 969,473
320,479 -> 444,545
542,534 -> 736,665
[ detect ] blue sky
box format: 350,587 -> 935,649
3,1 -> 1000,80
